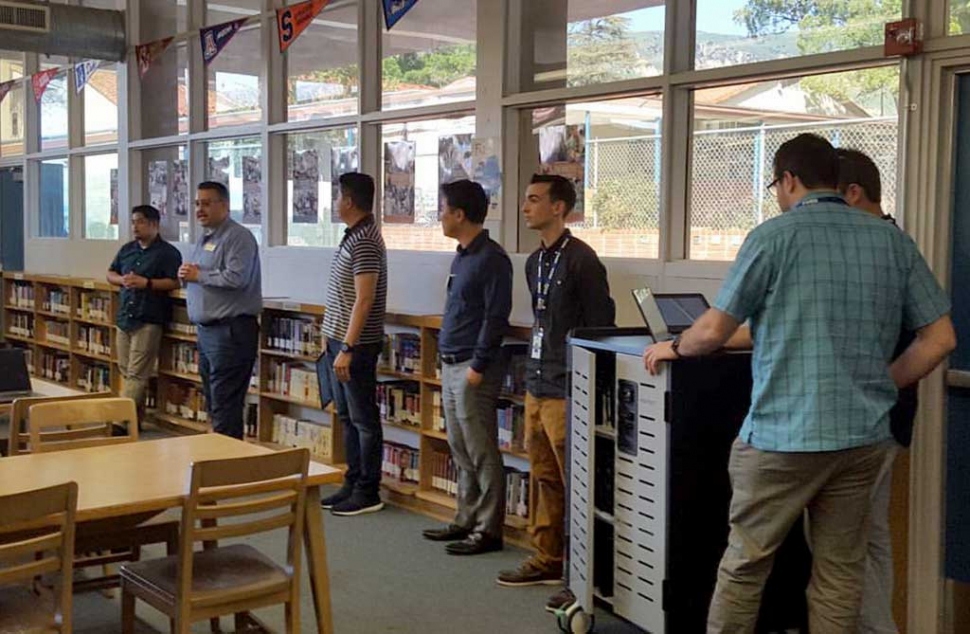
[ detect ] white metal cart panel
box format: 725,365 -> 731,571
568,346 -> 597,614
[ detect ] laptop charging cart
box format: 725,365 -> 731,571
564,327 -> 810,633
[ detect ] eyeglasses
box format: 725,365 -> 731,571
766,171 -> 796,194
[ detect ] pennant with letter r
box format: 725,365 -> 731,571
383,0 -> 420,30
277,0 -> 332,53
201,18 -> 248,66
136,37 -> 174,79
0,79 -> 15,105
32,68 -> 60,104
74,60 -> 101,95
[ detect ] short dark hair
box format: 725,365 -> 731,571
837,148 -> 882,204
530,174 -> 577,216
338,172 -> 375,213
198,181 -> 230,202
131,205 -> 160,223
441,179 -> 488,224
772,133 -> 839,190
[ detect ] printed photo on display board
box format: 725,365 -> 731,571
331,146 -> 358,223
471,137 -> 501,216
438,134 -> 472,186
172,160 -> 189,217
148,160 -> 168,217
242,156 -> 261,224
293,149 -> 319,224
208,156 -> 230,186
538,124 -> 586,223
109,168 -> 119,225
383,141 -> 416,224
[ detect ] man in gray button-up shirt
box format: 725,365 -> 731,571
178,181 -> 262,438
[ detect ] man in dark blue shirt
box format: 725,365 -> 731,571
107,205 -> 183,423
423,179 -> 513,556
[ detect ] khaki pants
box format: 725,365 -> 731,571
116,324 -> 162,420
708,438 -> 893,634
525,393 -> 567,572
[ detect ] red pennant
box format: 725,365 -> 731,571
277,0 -> 332,53
32,68 -> 60,103
0,79 -> 15,105
136,37 -> 175,79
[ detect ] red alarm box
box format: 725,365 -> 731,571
885,18 -> 922,57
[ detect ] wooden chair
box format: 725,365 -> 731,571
26,397 -> 179,593
0,481 -> 78,634
5,392 -> 111,457
120,448 -> 310,634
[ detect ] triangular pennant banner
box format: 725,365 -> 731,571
74,60 -> 101,95
382,0 -> 420,30
136,37 -> 174,79
0,80 -> 15,105
276,0 -> 332,53
32,68 -> 60,104
201,18 -> 247,66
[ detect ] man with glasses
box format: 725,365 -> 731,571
644,133 -> 955,631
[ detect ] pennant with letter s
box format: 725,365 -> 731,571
32,68 -> 60,104
136,37 -> 174,79
0,79 -> 16,105
74,60 -> 101,95
201,18 -> 248,66
382,0 -> 420,30
277,0 -> 332,53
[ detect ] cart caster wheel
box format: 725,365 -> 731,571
556,602 -> 594,634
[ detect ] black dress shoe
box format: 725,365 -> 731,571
445,533 -> 503,556
422,524 -> 470,542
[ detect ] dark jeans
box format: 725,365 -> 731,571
197,315 -> 258,439
321,338 -> 383,500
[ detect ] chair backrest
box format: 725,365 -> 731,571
27,397 -> 139,454
0,481 -> 78,633
177,449 -> 310,604
7,392 -> 111,456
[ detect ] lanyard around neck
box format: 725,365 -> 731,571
536,237 -> 570,314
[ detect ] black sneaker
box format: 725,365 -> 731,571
545,587 -> 576,613
422,524 -> 471,542
496,560 -> 563,587
331,497 -> 384,517
445,533 -> 503,556
320,487 -> 353,510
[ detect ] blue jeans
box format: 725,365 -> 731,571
321,338 -> 383,500
197,316 -> 258,439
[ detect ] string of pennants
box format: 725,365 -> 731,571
0,0 -> 420,104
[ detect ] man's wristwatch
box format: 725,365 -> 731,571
671,334 -> 682,358
340,342 -> 355,354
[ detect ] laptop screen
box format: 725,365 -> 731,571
0,348 -> 31,392
654,294 -> 710,333
631,288 -> 670,341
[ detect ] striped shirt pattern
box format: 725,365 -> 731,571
714,193 -> 951,453
322,216 -> 387,344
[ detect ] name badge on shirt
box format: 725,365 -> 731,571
204,242 -> 217,252
531,327 -> 544,360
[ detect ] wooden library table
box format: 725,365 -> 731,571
0,433 -> 342,634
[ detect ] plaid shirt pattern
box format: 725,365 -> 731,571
715,193 -> 951,452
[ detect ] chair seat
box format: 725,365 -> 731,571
120,543 -> 290,609
0,585 -> 61,633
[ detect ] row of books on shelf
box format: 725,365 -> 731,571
380,333 -> 421,374
170,342 -> 199,375
42,289 -> 71,315
39,352 -> 70,383
45,320 -> 71,347
7,314 -> 33,338
77,293 -> 111,322
378,382 -> 420,427
77,362 -> 111,393
428,452 -> 531,521
265,315 -> 323,357
164,384 -> 208,423
8,283 -> 34,308
271,414 -> 332,458
77,325 -> 110,356
382,441 -> 419,483
266,361 -> 320,404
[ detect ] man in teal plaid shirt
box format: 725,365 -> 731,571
644,133 -> 955,632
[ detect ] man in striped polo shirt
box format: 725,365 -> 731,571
644,133 -> 955,631
319,172 -> 388,517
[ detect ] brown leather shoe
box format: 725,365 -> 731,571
496,560 -> 563,587
545,587 -> 576,613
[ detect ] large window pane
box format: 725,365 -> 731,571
39,58 -> 69,152
0,51 -> 24,157
38,158 -> 69,238
83,64 -> 119,145
206,137 -> 263,243
285,127 -> 357,248
84,153 -> 119,240
382,0 -> 476,111
142,145 -> 190,243
689,66 -> 900,261
287,1 -> 358,122
695,0 -> 901,70
526,96 -> 662,259
381,115 -> 474,252
516,1 -> 665,93
207,1 -> 262,128
139,1 -> 189,138
952,2 -> 970,35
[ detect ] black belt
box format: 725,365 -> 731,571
198,314 -> 257,328
440,352 -> 473,365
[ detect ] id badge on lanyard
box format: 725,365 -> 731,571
531,327 -> 544,360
